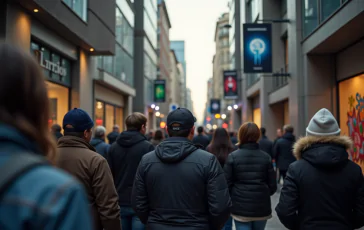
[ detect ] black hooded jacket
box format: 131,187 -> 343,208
107,131 -> 154,206
132,137 -> 231,230
273,132 -> 296,170
276,136 -> 364,230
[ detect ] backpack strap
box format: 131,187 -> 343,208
0,153 -> 48,200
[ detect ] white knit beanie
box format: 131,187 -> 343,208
306,108 -> 341,136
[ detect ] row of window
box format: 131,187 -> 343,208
63,0 -> 87,21
303,0 -> 350,38
95,101 -> 124,139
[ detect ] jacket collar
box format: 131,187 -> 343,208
165,137 -> 192,143
293,135 -> 353,160
57,135 -> 96,152
239,142 -> 259,150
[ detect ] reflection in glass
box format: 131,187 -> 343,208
116,8 -> 123,45
321,0 -> 341,22
105,104 -> 115,136
115,107 -> 123,132
303,0 -> 318,37
95,101 -> 105,127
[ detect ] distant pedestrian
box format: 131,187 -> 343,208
207,129 -> 214,142
224,122 -> 277,230
108,112 -> 154,230
0,43 -> 92,229
151,129 -> 165,146
276,108 -> 364,230
258,127 -> 273,158
132,108 -> 231,230
57,108 -> 121,230
273,125 -> 296,183
192,126 -> 210,149
206,128 -> 235,230
51,123 -> 63,140
107,124 -> 120,145
230,131 -> 238,146
90,126 -> 110,157
146,131 -> 154,141
272,128 -> 282,148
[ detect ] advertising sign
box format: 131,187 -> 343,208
154,80 -> 166,103
223,70 -> 238,99
210,99 -> 221,114
243,23 -> 272,73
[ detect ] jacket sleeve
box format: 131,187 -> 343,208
131,159 -> 149,224
206,155 -> 231,230
46,182 -> 94,230
223,153 -> 234,190
353,170 -> 364,229
92,158 -> 121,230
275,164 -> 299,230
273,140 -> 279,160
267,157 -> 277,195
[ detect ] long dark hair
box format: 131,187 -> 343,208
0,43 -> 57,164
208,128 -> 234,166
153,130 -> 165,141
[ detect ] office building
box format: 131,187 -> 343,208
170,40 -> 187,107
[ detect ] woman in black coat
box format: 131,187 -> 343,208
224,122 -> 277,230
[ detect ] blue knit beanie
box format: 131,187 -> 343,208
63,108 -> 94,132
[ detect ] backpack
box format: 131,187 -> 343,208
0,153 -> 47,200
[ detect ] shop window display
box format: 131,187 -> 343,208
46,81 -> 69,128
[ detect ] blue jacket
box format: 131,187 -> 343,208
0,124 -> 93,229
90,138 -> 110,158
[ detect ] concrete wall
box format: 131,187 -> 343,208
5,5 -> 31,50
336,40 -> 364,81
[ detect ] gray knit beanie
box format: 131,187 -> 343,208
306,108 -> 341,136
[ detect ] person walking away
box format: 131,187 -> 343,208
132,108 -> 231,230
230,131 -> 238,146
51,124 -> 63,140
108,112 -> 155,230
107,125 -> 120,145
151,129 -> 165,147
258,127 -> 273,158
0,43 -> 92,229
272,128 -> 282,148
91,126 -> 110,157
57,108 -> 121,230
206,128 -> 235,230
224,122 -> 277,230
273,125 -> 296,184
276,108 -> 364,230
192,126 -> 210,149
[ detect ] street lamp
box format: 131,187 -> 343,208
155,112 -> 161,117
227,106 -> 232,111
221,114 -> 227,119
155,106 -> 160,111
233,104 -> 238,110
151,104 -> 156,109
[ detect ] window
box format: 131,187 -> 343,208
95,100 -> 124,138
46,81 -> 69,128
281,0 -> 287,17
95,101 -> 105,126
320,0 -> 341,21
63,0 -> 87,21
303,0 -> 318,37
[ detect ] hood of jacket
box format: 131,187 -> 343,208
293,135 -> 353,168
155,137 -> 198,163
90,138 -> 104,147
117,131 -> 147,147
282,132 -> 296,142
57,135 -> 96,151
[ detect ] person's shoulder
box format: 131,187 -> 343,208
140,150 -> 157,164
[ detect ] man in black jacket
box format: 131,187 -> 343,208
273,124 -> 296,184
108,113 -> 154,230
258,127 -> 273,158
276,108 -> 364,230
132,108 -> 231,230
192,126 -> 210,149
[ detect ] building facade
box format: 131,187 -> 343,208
134,0 -> 158,130
186,87 -> 194,114
1,0 -> 117,130
157,0 -> 171,119
95,0 -> 136,134
170,40 -> 187,107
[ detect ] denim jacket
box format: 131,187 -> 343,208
0,124 -> 93,229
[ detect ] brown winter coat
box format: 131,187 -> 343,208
57,136 -> 121,230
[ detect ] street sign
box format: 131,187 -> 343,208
154,80 -> 166,102
243,23 -> 272,73
169,103 -> 178,112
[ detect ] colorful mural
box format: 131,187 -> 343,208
347,93 -> 364,173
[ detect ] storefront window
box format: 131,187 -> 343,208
46,81 -> 69,128
320,0 -> 341,21
106,104 -> 115,136
95,101 -> 105,126
253,108 -> 261,128
115,107 -> 124,131
63,0 -> 87,21
303,0 -> 318,37
339,74 -> 364,172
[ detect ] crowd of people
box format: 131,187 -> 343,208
1,43 -> 364,230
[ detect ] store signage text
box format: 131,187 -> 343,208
39,52 -> 67,77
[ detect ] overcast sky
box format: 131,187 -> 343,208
167,0 -> 229,123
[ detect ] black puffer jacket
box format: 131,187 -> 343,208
259,136 -> 273,158
273,132 -> 296,170
276,136 -> 364,230
107,131 -> 154,206
132,137 -> 231,230
224,143 -> 277,218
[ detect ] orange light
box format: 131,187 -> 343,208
160,121 -> 166,129
34,9 -> 39,13
90,48 -> 94,52
222,123 -> 228,129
